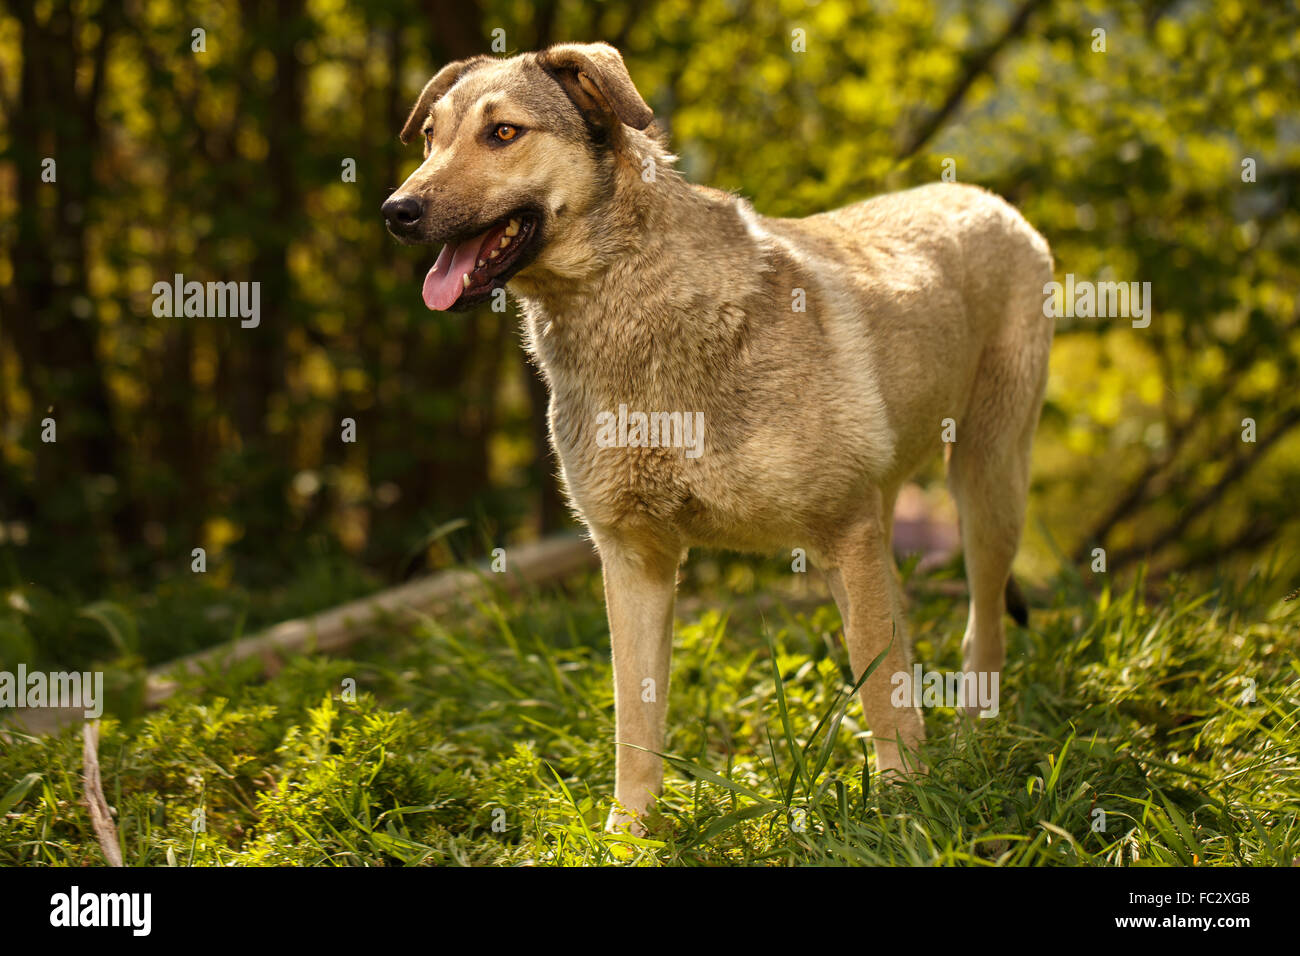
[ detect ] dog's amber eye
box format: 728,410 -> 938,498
493,124 -> 519,142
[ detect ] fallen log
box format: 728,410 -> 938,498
6,534 -> 599,736
7,512 -> 966,737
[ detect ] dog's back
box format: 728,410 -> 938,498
737,182 -> 1054,499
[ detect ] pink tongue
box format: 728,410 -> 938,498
422,233 -> 490,311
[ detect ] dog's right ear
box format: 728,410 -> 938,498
399,55 -> 493,145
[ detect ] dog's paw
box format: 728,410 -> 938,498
871,735 -> 927,782
605,805 -> 648,838
874,750 -> 928,783
876,762 -> 928,784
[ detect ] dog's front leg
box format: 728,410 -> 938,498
597,535 -> 680,834
824,503 -> 926,779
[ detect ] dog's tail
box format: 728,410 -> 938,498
1005,574 -> 1029,627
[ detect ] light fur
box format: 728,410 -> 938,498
386,43 -> 1055,834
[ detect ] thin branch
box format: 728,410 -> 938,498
532,0 -> 560,47
1072,307 -> 1300,564
82,721 -> 124,867
613,0 -> 649,50
0,44 -> 13,117
1109,406 -> 1300,571
84,2 -> 119,152
1150,518 -> 1279,580
897,0 -> 1049,160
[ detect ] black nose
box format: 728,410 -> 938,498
382,195 -> 423,228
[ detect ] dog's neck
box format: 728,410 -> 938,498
510,129 -> 773,401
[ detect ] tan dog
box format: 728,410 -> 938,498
383,43 -> 1054,833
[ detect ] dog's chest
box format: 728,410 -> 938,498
530,306 -> 745,534
548,374 -> 703,529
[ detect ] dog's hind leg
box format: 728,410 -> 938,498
824,489 -> 926,778
947,335 -> 1047,714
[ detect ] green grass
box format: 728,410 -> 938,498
1,558 -> 1297,866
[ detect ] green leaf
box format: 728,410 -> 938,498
0,772 -> 41,815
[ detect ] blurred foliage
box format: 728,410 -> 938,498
1,0 -> 1298,622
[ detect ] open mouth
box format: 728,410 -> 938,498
421,213 -> 539,311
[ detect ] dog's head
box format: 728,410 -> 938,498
381,42 -> 654,311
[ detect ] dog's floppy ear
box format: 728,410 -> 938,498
399,55 -> 493,144
536,42 -> 653,132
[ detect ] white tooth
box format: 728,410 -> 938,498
505,219 -> 520,236
477,259 -> 485,268
489,250 -> 499,259
462,273 -> 470,288
499,236 -> 510,248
